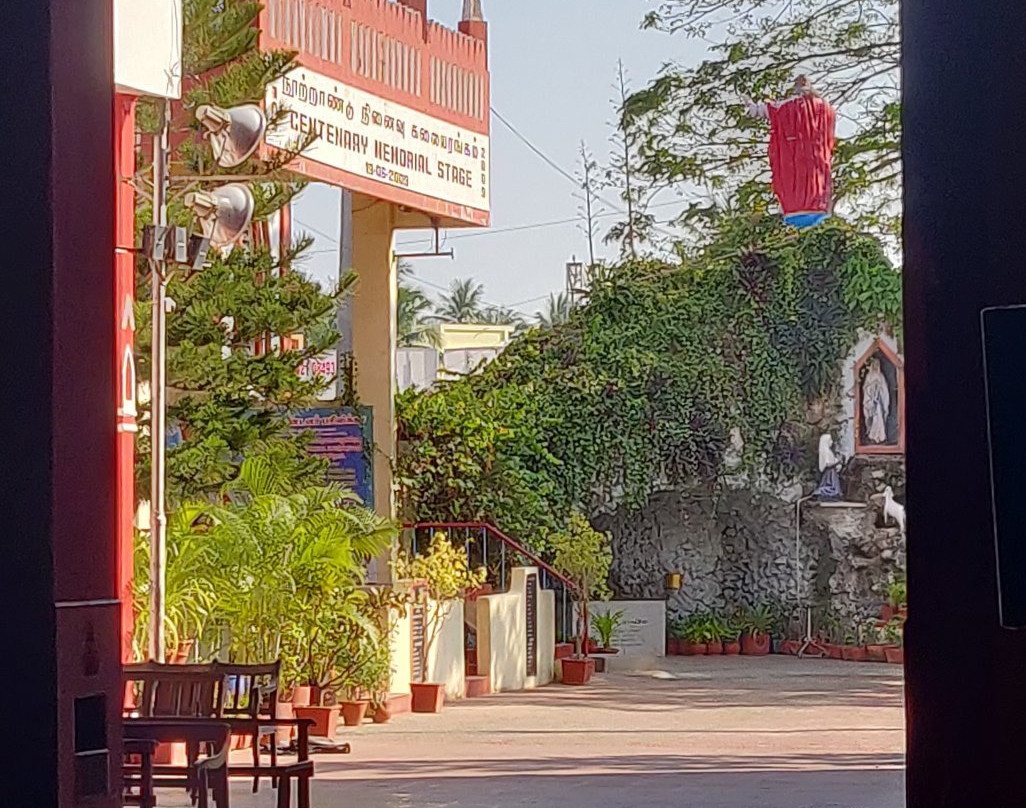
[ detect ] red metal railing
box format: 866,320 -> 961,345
402,522 -> 579,643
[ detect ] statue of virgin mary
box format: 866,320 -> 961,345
862,357 -> 891,444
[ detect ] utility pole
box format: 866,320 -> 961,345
336,189 -> 355,403
148,99 -> 171,663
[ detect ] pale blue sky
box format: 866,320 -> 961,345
291,0 -> 709,318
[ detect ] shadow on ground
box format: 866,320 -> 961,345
313,752 -> 905,808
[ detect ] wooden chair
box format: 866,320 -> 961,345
125,662 -> 219,718
213,661 -> 282,792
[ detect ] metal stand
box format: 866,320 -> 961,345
796,605 -> 827,659
794,496 -> 827,659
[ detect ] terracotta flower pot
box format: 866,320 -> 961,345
841,645 -> 869,662
291,686 -> 313,708
275,699 -> 296,746
881,604 -> 895,623
884,646 -> 904,665
555,642 -> 575,660
340,700 -> 369,727
294,705 -> 340,739
411,682 -> 447,713
666,638 -> 681,655
683,642 -> 708,656
826,644 -> 844,660
866,644 -> 888,663
560,657 -> 596,686
724,641 -> 742,655
372,704 -> 392,724
706,640 -> 724,655
740,632 -> 771,656
779,640 -> 799,656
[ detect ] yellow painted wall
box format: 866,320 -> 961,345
389,596 -> 466,700
438,323 -> 515,352
477,567 -> 555,693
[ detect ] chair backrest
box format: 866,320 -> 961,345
124,663 -> 220,718
212,661 -> 281,719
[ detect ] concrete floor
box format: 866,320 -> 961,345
159,656 -> 906,808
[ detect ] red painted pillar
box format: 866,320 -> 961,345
114,94 -> 138,663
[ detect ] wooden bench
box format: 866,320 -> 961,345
124,662 -> 315,805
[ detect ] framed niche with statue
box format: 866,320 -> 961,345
855,339 -> 905,455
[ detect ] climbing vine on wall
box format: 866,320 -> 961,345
397,216 -> 902,548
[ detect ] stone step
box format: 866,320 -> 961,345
386,692 -> 413,715
464,676 -> 491,698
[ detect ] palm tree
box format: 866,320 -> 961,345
397,262 -> 440,347
435,277 -> 486,323
479,305 -> 526,329
535,292 -> 572,329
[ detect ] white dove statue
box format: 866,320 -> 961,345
883,486 -> 906,534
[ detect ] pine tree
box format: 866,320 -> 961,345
134,0 -> 344,504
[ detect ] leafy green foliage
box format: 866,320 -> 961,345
398,263 -> 440,348
392,532 -> 486,678
434,278 -> 487,324
135,0 -> 339,503
591,610 -> 625,649
132,458 -> 396,684
398,216 -> 901,544
550,513 -> 613,606
535,292 -> 572,329
628,0 -> 900,238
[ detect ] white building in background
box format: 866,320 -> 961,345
398,322 -> 516,391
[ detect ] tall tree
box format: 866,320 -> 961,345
626,0 -> 900,237
604,61 -> 657,257
397,262 -> 439,348
435,278 -> 486,324
479,306 -> 526,329
135,0 -> 340,504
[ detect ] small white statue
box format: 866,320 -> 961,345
863,357 -> 891,444
883,486 -> 906,534
812,434 -> 843,500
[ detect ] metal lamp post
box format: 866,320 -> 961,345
143,101 -> 263,662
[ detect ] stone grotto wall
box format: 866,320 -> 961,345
594,455 -> 905,630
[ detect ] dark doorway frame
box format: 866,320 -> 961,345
903,0 -> 1026,804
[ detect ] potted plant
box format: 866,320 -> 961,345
888,577 -> 908,620
338,630 -> 394,727
680,615 -> 708,656
549,513 -> 613,686
864,623 -> 889,662
591,610 -> 624,654
723,615 -> 743,655
883,617 -> 904,665
705,616 -> 726,655
841,629 -> 869,662
393,532 -> 486,710
740,605 -> 774,656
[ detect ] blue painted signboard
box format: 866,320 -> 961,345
289,407 -> 374,508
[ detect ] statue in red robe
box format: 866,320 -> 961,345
746,76 -> 837,228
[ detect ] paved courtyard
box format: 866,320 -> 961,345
163,656 -> 906,808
